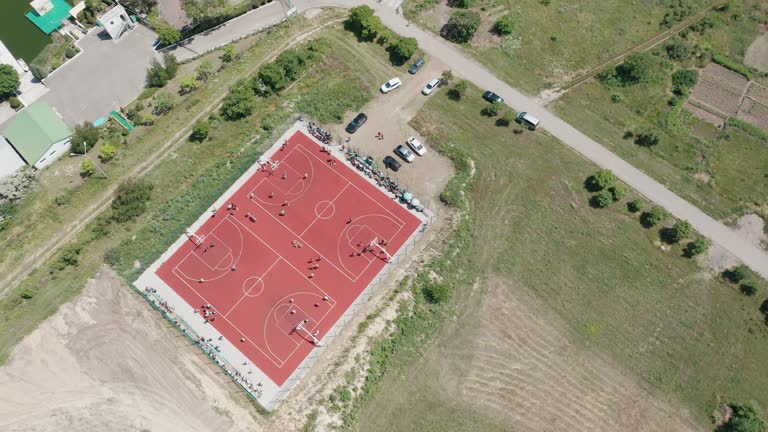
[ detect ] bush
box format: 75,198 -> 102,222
0,64 -> 20,96
190,119 -> 210,142
496,110 -> 515,127
686,237 -> 710,257
449,0 -> 476,8
220,81 -> 255,120
447,79 -> 468,100
111,179 -> 154,223
163,53 -> 179,79
492,14 -> 514,36
80,159 -> 96,177
481,101 -> 501,117
65,46 -> 77,59
635,131 -> 661,147
611,93 -> 624,103
615,52 -> 665,86
347,5 -> 384,41
722,264 -> 750,284
220,44 -> 235,63
586,169 -> 616,191
441,11 -> 481,44
627,199 -> 643,213
664,38 -> 693,61
257,62 -> 288,94
8,96 -> 21,109
660,0 -> 694,27
156,23 -> 182,46
179,75 -> 200,95
196,60 -> 213,82
152,92 -> 175,115
389,37 -> 418,64
146,59 -> 169,88
670,220 -> 692,243
609,184 -> 627,201
30,64 -> 48,80
51,243 -> 82,271
423,281 -> 450,304
591,190 -> 615,208
441,70 -> 454,84
712,54 -> 754,80
671,69 -> 698,94
71,122 -> 100,154
98,144 -> 117,162
641,207 -> 669,227
718,401 -> 767,432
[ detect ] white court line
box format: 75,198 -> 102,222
250,145 -> 315,206
336,214 -> 404,278
171,218 -> 242,283
300,183 -> 350,237
223,256 -> 282,317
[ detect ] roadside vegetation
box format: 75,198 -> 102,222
348,81 -> 768,430
405,0 -> 717,92
556,0 -> 768,220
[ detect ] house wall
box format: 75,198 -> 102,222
0,137 -> 25,180
33,138 -> 71,170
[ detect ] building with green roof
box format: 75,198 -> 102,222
2,102 -> 72,170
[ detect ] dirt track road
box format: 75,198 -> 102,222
296,0 -> 768,279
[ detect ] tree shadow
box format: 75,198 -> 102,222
447,89 -> 462,101
658,227 -> 677,244
583,175 -> 601,192
639,212 -> 655,229
761,299 -> 768,325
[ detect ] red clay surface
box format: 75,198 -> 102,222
156,131 -> 422,385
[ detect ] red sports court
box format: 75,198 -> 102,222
155,131 -> 422,385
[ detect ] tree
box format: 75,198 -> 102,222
492,14 -> 514,36
587,169 -> 616,191
70,122 -> 100,154
257,62 -> 287,93
641,207 -> 669,227
441,70 -> 454,84
29,64 -> 48,80
190,119 -> 210,142
423,282 -> 450,304
672,69 -> 698,94
153,92 -> 175,115
609,184 -> 627,201
482,101 -> 502,117
389,37 -> 418,63
719,401 -> 768,432
665,38 -> 692,61
447,79 -> 469,100
98,144 -> 117,162
671,220 -> 692,243
723,264 -> 750,284
80,160 -> 96,177
627,199 -> 644,213
442,11 -> 481,44
635,131 -> 661,147
615,52 -> 663,85
497,110 -> 515,127
220,81 -> 255,120
348,6 -> 384,41
275,50 -> 305,81
0,64 -> 21,97
686,237 -> 710,257
196,60 -> 213,82
163,53 -> 179,79
146,59 -> 169,88
591,190 -> 615,208
220,44 -> 235,63
111,179 -> 154,223
179,75 -> 200,94
122,0 -> 156,14
156,23 -> 182,46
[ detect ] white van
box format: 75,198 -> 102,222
516,112 -> 541,130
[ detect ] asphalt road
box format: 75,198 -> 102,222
295,0 -> 768,279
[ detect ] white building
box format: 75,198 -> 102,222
97,5 -> 133,40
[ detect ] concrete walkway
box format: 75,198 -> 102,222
165,1 -> 290,62
294,0 -> 768,279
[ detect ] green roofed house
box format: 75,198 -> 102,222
2,103 -> 72,170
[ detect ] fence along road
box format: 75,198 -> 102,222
293,0 -> 768,279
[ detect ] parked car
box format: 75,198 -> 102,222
383,155 -> 401,171
380,78 -> 402,93
408,58 -> 425,74
346,112 -> 368,133
515,112 -> 541,130
422,78 -> 440,95
395,145 -> 415,163
482,90 -> 504,104
406,136 -> 426,156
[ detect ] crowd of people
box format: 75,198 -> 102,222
307,122 -> 332,144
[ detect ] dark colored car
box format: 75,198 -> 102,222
383,155 -> 401,172
346,112 -> 368,133
408,58 -> 425,75
482,91 -> 504,104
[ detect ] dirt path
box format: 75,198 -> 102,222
0,17 -> 343,301
745,33 -> 768,72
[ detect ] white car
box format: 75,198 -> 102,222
380,78 -> 402,94
422,78 -> 440,95
406,136 -> 427,156
394,145 -> 415,163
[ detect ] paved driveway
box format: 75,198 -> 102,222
41,25 -> 158,126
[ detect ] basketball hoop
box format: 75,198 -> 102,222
185,229 -> 205,246
295,321 -> 321,346
368,237 -> 392,261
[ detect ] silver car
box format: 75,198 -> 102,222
394,145 -> 415,163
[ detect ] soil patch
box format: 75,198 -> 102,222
708,214 -> 767,271
745,33 -> 768,72
689,63 -> 749,117
684,101 -> 725,127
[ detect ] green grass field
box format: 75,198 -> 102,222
407,0 -> 713,92
354,84 -> 768,430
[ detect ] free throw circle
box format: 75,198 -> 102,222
314,200 -> 336,220
243,276 -> 265,297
